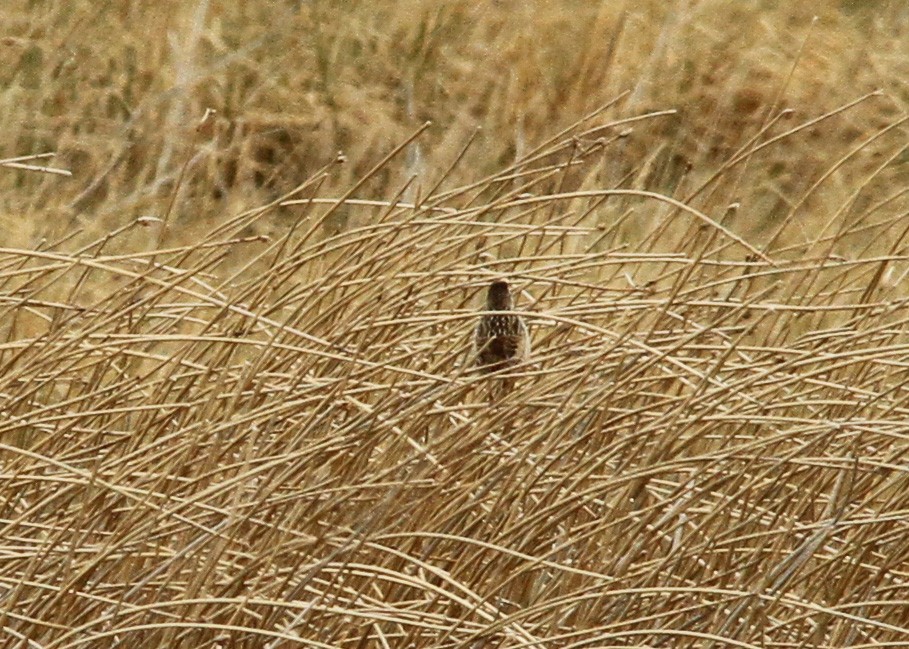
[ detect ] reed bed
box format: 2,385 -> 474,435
5,1 -> 909,647
3,99 -> 909,648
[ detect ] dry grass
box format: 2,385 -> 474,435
4,1 -> 909,647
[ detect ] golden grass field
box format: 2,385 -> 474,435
4,1 -> 909,646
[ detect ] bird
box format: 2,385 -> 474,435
473,279 -> 531,375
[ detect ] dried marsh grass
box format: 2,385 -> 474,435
4,100 -> 909,647
5,1 -> 909,647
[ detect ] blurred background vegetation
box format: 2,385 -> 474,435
3,0 -> 909,255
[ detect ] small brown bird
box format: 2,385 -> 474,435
474,280 -> 531,374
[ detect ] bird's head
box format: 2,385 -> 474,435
486,280 -> 513,310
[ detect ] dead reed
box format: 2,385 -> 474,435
4,1 -> 909,646
2,97 -> 909,648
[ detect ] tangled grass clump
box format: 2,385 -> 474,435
4,96 -> 909,647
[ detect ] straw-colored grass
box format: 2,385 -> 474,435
4,1 -> 909,647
